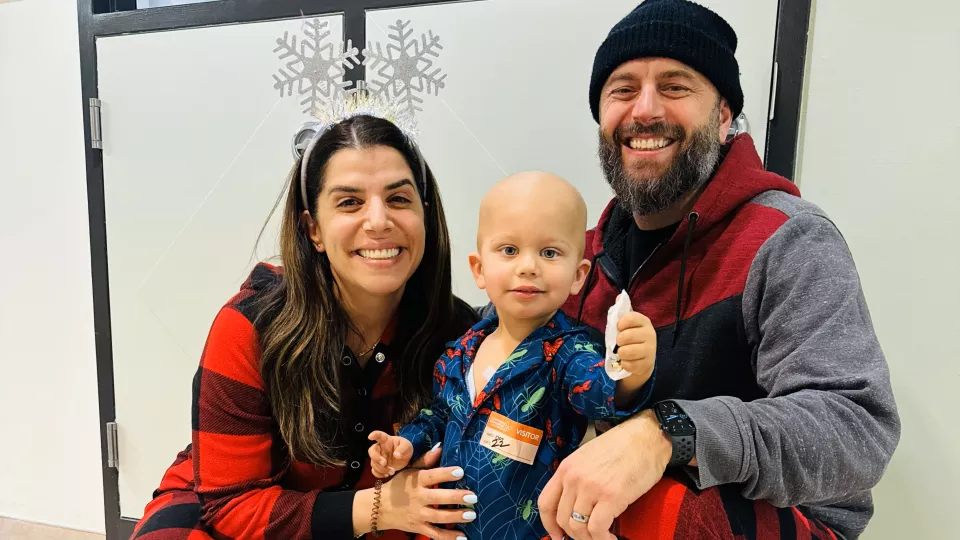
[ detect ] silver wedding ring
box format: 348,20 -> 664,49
571,511 -> 589,524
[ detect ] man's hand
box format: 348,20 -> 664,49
368,431 -> 414,478
615,311 -> 656,384
537,410 -> 672,540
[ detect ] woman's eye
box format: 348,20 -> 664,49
389,195 -> 412,204
337,198 -> 360,208
542,249 -> 559,259
501,246 -> 518,256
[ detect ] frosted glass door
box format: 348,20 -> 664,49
96,14 -> 349,518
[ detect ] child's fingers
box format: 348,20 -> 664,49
617,311 -> 651,331
393,438 -> 414,459
368,430 -> 390,444
387,451 -> 410,471
368,441 -> 390,463
615,327 -> 654,348
615,343 -> 653,363
371,464 -> 390,478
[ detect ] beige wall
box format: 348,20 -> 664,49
796,1 -> 960,538
0,0 -> 105,534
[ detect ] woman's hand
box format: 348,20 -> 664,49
355,445 -> 477,540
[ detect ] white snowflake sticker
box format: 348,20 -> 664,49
363,20 -> 447,114
273,19 -> 361,113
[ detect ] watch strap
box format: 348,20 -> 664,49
668,434 -> 695,467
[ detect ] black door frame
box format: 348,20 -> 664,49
76,1 -> 811,538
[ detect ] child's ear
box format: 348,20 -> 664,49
468,252 -> 486,290
569,258 -> 591,295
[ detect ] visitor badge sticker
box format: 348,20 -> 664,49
480,412 -> 543,465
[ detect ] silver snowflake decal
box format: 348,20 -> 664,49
273,19 -> 360,113
363,20 -> 446,114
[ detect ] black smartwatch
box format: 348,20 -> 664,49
653,401 -> 696,467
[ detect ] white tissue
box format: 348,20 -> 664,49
604,290 -> 633,381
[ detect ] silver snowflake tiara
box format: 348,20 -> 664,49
294,89 -> 428,211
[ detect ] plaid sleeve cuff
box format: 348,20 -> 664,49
311,489 -> 357,540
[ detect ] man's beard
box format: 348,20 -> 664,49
598,106 -> 723,216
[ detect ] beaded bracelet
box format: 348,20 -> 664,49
371,479 -> 384,537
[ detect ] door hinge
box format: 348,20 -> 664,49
106,421 -> 119,469
768,61 -> 779,122
89,98 -> 102,150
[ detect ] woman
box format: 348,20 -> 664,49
132,113 -> 478,540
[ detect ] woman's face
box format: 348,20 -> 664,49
307,145 -> 426,300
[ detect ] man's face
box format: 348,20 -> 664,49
597,58 -> 734,216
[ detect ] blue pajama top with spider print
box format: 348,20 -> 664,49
398,310 -> 655,540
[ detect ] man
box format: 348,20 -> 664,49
537,1 -> 901,539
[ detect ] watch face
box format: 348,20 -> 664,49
656,402 -> 696,436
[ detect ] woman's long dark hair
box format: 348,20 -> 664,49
254,115 -> 470,466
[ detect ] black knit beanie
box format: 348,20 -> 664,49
589,0 -> 743,121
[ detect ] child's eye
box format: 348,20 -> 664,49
541,248 -> 560,259
501,246 -> 518,256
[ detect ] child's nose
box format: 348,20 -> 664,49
516,253 -> 538,275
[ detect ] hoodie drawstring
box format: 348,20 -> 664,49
575,252 -> 603,326
673,212 -> 699,345
579,211 -> 698,342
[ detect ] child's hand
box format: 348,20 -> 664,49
368,431 -> 414,478
615,311 -> 656,383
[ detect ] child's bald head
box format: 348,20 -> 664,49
470,171 -> 592,322
477,171 -> 587,254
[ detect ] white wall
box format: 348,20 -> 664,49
0,0 -> 106,534
796,1 -> 960,538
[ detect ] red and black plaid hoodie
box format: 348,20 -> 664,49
135,263 -> 477,540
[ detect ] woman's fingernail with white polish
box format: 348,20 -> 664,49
452,468 -> 464,478
463,494 -> 477,504
431,442 -> 442,452
457,536 -> 468,540
462,511 -> 476,521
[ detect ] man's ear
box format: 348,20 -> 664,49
468,252 -> 485,290
569,258 -> 592,296
301,210 -> 324,252
717,98 -> 734,142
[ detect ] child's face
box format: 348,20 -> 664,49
469,198 -> 590,323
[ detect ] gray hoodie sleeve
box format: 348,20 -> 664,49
673,204 -> 900,508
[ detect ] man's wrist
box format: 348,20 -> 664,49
650,402 -> 698,467
629,409 -> 673,470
